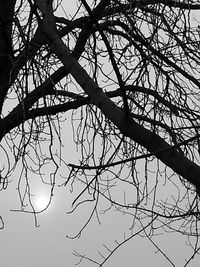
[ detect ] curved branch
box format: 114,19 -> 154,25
35,0 -> 200,194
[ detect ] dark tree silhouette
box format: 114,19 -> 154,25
1,0 -> 200,265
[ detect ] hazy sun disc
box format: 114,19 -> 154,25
35,195 -> 50,211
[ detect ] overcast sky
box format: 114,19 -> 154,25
0,117 -> 199,267
0,1 -> 200,267
0,181 -> 199,267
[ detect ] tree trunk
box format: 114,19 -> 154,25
0,0 -> 16,114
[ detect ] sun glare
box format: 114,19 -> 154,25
34,195 -> 50,211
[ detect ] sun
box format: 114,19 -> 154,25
34,195 -> 50,211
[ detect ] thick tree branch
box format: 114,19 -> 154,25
35,0 -> 200,194
0,0 -> 16,113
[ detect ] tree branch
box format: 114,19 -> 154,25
35,0 -> 200,194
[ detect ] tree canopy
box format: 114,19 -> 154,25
1,0 -> 200,265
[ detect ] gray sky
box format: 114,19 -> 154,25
0,1 -> 200,267
0,146 -> 199,267
0,183 -> 199,267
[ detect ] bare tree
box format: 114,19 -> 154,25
1,0 -> 200,265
